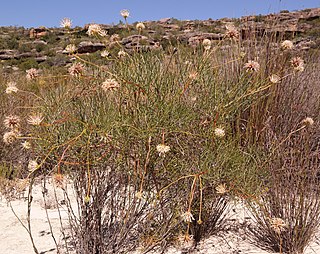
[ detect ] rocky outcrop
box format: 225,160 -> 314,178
23,40 -> 47,46
0,50 -> 17,60
0,49 -> 47,61
178,32 -> 224,46
0,7 -> 319,67
121,35 -> 161,51
29,27 -> 48,39
296,38 -> 317,50
240,8 -> 320,35
76,41 -> 106,54
34,56 -> 48,62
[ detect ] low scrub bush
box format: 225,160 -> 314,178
0,21 -> 319,254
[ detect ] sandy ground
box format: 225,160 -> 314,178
1,181 -> 320,254
0,180 -> 75,254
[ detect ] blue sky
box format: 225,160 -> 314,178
1,0 -> 319,28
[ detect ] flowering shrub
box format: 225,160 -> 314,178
0,14 -> 319,254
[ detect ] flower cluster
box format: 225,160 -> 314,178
269,74 -> 281,84
290,56 -> 304,72
26,68 -> 39,80
101,78 -> 120,92
202,39 -> 212,51
110,34 -> 121,42
101,50 -> 111,58
4,115 -> 21,130
120,9 -> 130,19
244,60 -> 260,72
302,117 -> 314,126
68,62 -> 85,76
188,71 -> 198,80
21,141 -> 31,150
136,22 -> 145,31
181,211 -> 195,223
87,24 -> 107,37
3,131 -> 19,145
156,144 -> 170,157
60,18 -> 72,29
118,50 -> 127,58
3,115 -> 21,144
214,127 -> 225,138
27,113 -> 44,126
281,40 -> 294,50
65,44 -> 77,54
5,81 -> 18,94
225,24 -> 239,39
269,217 -> 287,234
28,160 -> 39,172
216,183 -> 228,194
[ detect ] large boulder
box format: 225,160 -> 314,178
0,50 -> 18,60
76,41 -> 106,53
121,35 -> 160,52
178,32 -> 224,46
29,27 -> 48,39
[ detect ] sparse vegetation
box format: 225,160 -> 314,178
0,8 -> 320,254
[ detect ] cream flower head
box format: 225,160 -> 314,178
21,141 -> 32,150
136,22 -> 145,31
118,50 -> 127,58
120,9 -> 130,19
6,81 -> 18,94
65,44 -> 77,54
281,40 -> 294,50
60,18 -> 72,29
302,117 -> 314,126
216,183 -> 228,194
181,211 -> 195,223
3,131 -> 18,145
26,68 -> 39,80
87,24 -> 107,37
270,217 -> 287,234
244,60 -> 260,72
202,39 -> 212,50
290,57 -> 304,72
101,50 -> 111,58
28,160 -> 39,172
156,144 -> 170,157
269,74 -> 281,84
225,24 -> 239,39
101,78 -> 120,92
188,71 -> 198,80
27,113 -> 44,126
68,62 -> 85,76
4,115 -> 21,129
214,127 -> 225,138
110,34 -> 121,42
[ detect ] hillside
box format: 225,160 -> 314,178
0,8 -> 319,71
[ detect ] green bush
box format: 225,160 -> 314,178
0,22 -> 319,254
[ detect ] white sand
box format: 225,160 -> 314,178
1,181 -> 320,254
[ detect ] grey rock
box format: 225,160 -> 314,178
0,49 -> 18,55
121,35 -> 160,52
34,56 -> 48,62
77,41 -> 106,54
178,32 -> 224,46
0,54 -> 15,60
23,40 -> 47,45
